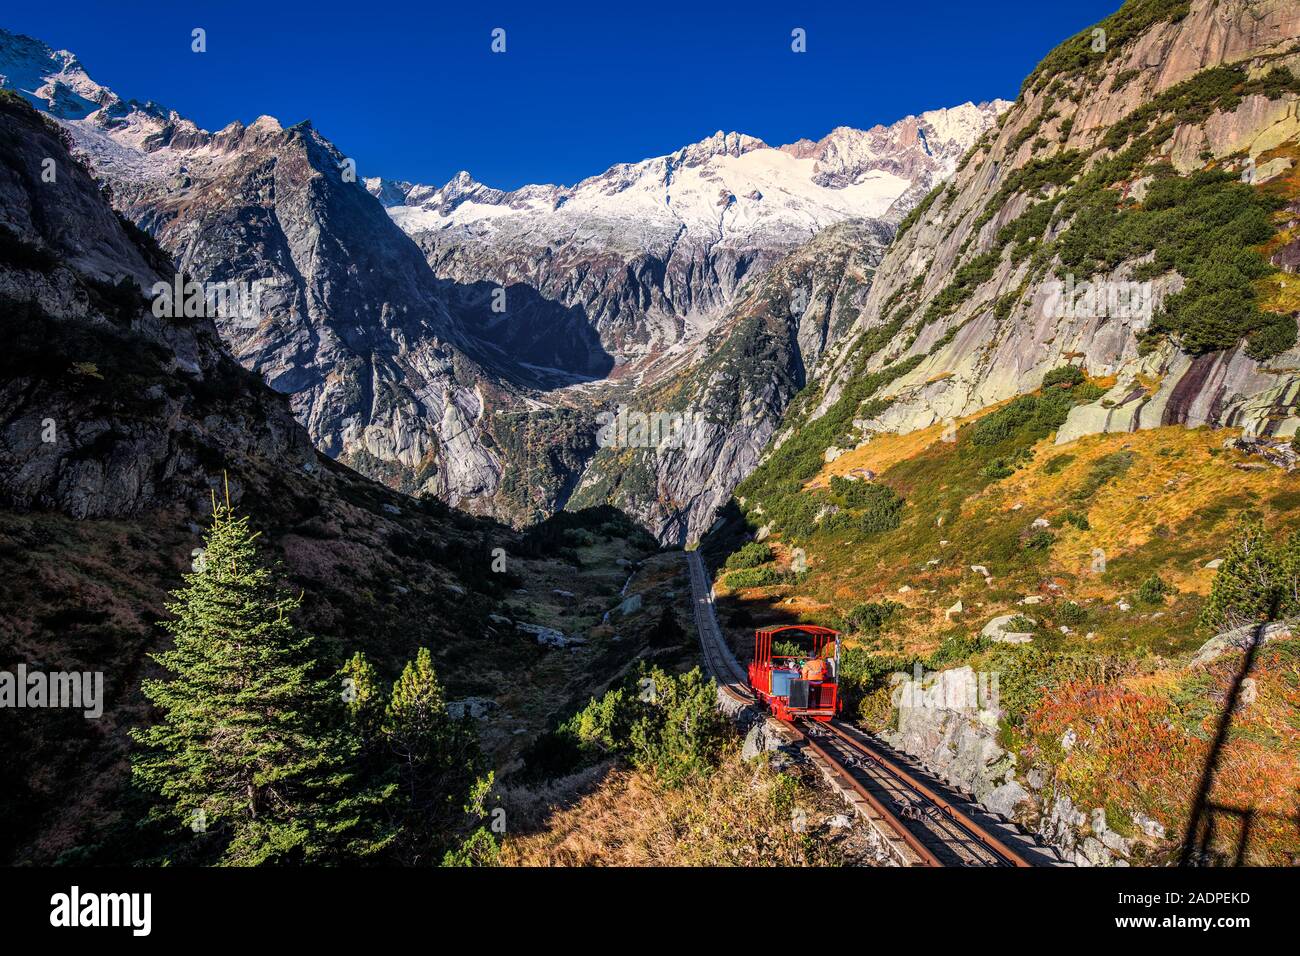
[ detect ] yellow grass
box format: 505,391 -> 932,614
501,752 -> 853,867
809,401 -> 1009,490
994,425 -> 1292,599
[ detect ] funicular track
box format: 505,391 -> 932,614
684,551 -> 1037,867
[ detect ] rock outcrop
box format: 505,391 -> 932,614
0,91 -> 311,518
797,0 -> 1300,456
884,664 -> 1160,866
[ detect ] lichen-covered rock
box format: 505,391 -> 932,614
885,666 -> 1015,810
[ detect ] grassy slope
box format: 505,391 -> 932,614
500,748 -> 861,866
712,408 -> 1300,863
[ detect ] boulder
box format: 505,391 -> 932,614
981,613 -> 1034,643
1191,620 -> 1291,665
1080,836 -> 1113,867
1255,156 -> 1294,183
1239,676 -> 1258,708
617,592 -> 643,617
1132,811 -> 1166,840
1091,807 -> 1130,857
986,780 -> 1031,818
447,697 -> 497,720
516,621 -> 586,649
742,721 -> 789,761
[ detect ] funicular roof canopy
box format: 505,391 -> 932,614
756,625 -> 840,639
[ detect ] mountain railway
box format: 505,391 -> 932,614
684,551 -> 1036,867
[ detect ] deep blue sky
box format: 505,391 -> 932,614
4,0 -> 1120,189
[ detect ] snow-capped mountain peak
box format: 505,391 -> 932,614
0,29 -> 117,118
366,99 -> 1008,268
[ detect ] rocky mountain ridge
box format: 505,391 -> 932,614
0,27 -> 526,515
792,0 -> 1300,459
0,23 -> 1005,539
368,103 -> 1008,379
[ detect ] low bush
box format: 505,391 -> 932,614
1022,530 -> 1054,554
725,541 -> 774,570
1061,510 -> 1090,530
1055,601 -> 1088,626
1135,574 -> 1174,606
724,565 -> 786,589
844,600 -> 903,635
563,666 -> 732,788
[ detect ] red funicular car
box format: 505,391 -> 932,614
748,625 -> 841,722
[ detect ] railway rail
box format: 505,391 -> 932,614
684,550 -> 1038,867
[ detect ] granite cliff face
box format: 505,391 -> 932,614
72,110 -> 511,512
792,0 -> 1300,459
0,92 -> 313,519
567,219 -> 892,543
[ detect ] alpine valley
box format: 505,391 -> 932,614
3,0 -> 1300,871
0,23 -> 1006,541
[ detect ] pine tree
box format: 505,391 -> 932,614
441,773 -> 501,867
132,496 -> 382,865
383,647 -> 484,863
1200,517 -> 1300,632
341,651 -> 384,750
336,650 -> 401,853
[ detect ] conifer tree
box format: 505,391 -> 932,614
132,494 -> 383,865
383,647 -> 484,863
341,651 -> 385,750
1200,517 -> 1300,632
336,650 -> 400,851
441,773 -> 501,867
